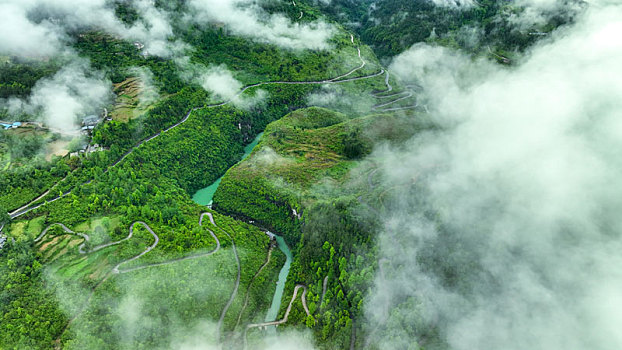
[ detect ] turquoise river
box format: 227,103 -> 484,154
191,132 -> 293,325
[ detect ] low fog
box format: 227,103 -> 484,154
198,65 -> 243,101
365,1 -> 622,349
0,0 -> 335,130
188,0 -> 335,50
7,61 -> 111,134
0,0 -> 335,58
0,0 -> 180,58
430,0 -> 473,7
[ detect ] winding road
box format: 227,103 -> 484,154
9,4 -> 425,221
234,245 -> 273,331
34,221 -> 153,256
10,35 -> 385,221
14,14 -> 427,345
52,220 -> 158,347
243,284 -> 311,349
41,212 -> 244,346
118,212 -> 221,274
371,74 -> 421,112
318,275 -> 329,312
214,216 -> 242,338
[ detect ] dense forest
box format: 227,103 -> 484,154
213,107 -> 429,347
0,0 -> 584,348
0,0 -> 391,346
312,0 -> 584,58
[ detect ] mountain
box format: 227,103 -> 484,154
2,1 -> 619,350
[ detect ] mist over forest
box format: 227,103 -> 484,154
0,0 -> 619,349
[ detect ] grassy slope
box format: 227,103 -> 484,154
214,106 -> 420,240
213,106 -> 425,348
0,2 -> 393,348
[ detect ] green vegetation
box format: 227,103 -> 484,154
0,240 -> 67,349
0,0 -> 451,348
213,106 -> 427,348
0,77 -> 386,349
313,0 -> 583,58
0,61 -> 58,99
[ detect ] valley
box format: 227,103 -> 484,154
0,0 -> 609,349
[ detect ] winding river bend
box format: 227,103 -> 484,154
192,132 -> 263,205
190,132 -> 294,329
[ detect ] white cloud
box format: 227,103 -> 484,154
430,0 -> 474,7
188,0 -> 335,50
183,63 -> 266,108
366,2 -> 622,350
0,2 -> 63,57
505,0 -> 586,30
128,66 -> 160,108
199,65 -> 243,101
7,61 -> 112,133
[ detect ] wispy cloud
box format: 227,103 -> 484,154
365,2 -> 622,349
0,0 -> 183,59
5,60 -> 111,134
198,65 -> 244,101
430,0 -> 474,7
188,0 -> 335,50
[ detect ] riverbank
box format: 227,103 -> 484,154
192,132 -> 263,206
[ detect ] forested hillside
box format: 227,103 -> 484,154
313,0 -> 584,58
0,0 -> 603,349
0,0 -> 395,348
214,106 -> 429,348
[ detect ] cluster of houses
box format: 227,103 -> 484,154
0,121 -> 46,131
69,143 -> 107,158
68,113 -> 109,157
81,115 -> 100,133
1,113 -> 109,159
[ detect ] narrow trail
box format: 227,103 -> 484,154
234,245 -> 273,331
35,223 -> 85,243
243,284 -> 311,349
301,286 -> 310,315
53,221 -> 158,347
35,221 -> 141,255
371,72 -> 420,112
10,191 -> 68,219
15,16 -> 426,345
111,222 -> 159,274
326,35 -> 365,83
43,212 -> 229,346
8,169 -> 76,218
215,216 -> 242,338
373,91 -> 413,108
487,45 -> 510,62
10,17 -> 423,221
118,213 -> 220,274
318,275 -> 329,312
9,189 -> 50,217
383,70 -> 392,92
367,168 -> 379,190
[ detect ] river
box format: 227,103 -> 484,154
192,132 -> 263,206
190,132 -> 293,327
264,234 -> 292,328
